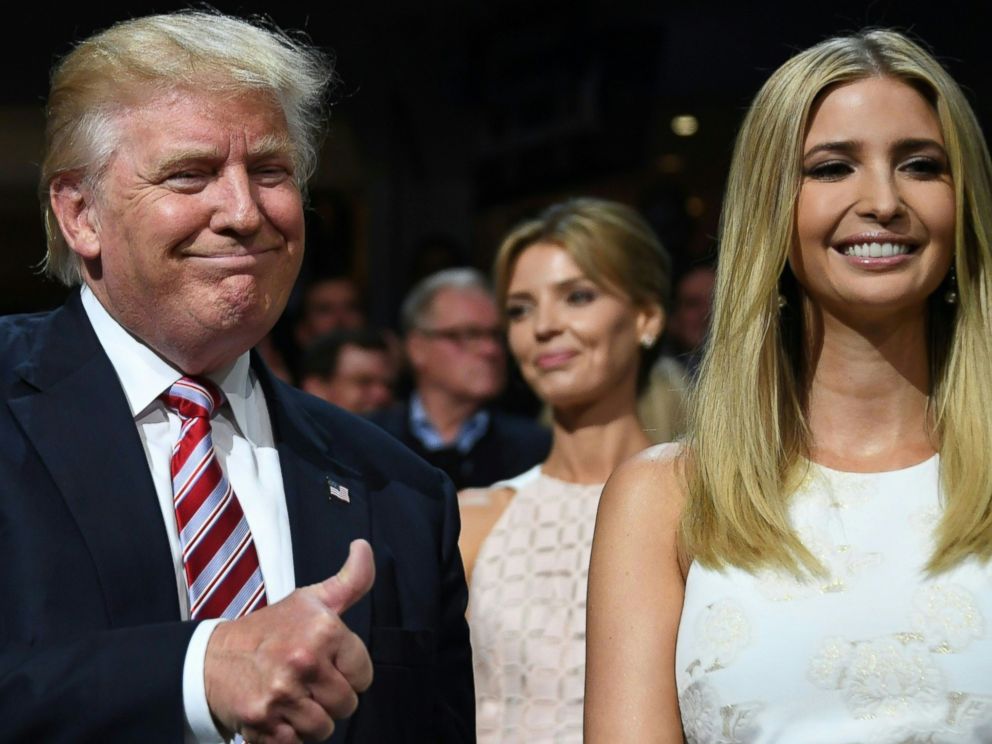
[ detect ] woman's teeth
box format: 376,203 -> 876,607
842,242 -> 912,258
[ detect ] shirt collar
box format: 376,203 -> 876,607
408,392 -> 490,454
80,286 -> 253,433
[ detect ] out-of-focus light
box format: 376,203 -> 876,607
656,153 -> 684,174
671,115 -> 699,137
686,196 -> 705,218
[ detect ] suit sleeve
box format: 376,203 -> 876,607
0,622 -> 197,743
435,469 -> 477,742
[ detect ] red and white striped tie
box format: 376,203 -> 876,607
162,377 -> 267,620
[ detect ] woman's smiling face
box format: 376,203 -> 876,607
791,76 -> 955,324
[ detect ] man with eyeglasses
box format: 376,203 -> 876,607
371,268 -> 550,489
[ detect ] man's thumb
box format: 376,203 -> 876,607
315,539 -> 375,614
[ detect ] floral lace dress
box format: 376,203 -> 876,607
676,455 -> 992,743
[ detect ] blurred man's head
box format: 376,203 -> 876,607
668,265 -> 715,354
296,276 -> 366,349
402,269 -> 505,409
301,329 -> 394,414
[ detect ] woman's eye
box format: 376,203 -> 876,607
805,161 -> 853,180
566,288 -> 597,306
505,303 -> 530,321
901,157 -> 946,178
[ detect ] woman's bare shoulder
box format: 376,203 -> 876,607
600,442 -> 685,521
457,485 -> 518,581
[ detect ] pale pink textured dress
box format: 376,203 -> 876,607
467,466 -> 603,743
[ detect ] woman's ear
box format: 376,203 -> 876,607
636,302 -> 665,347
49,175 -> 102,261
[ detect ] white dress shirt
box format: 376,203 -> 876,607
81,287 -> 296,743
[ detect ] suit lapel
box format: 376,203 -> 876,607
258,362 -> 373,640
9,295 -> 179,625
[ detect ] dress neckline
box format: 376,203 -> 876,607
807,452 -> 938,477
535,466 -> 606,488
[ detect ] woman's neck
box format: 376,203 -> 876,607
804,306 -> 935,471
542,394 -> 651,484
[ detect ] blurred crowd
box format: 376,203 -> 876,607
257,237 -> 715,492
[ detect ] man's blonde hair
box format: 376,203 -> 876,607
40,11 -> 334,285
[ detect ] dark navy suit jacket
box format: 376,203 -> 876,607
0,293 -> 474,743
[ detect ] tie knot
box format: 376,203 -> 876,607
162,376 -> 224,420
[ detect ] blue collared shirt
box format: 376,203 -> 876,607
408,393 -> 490,454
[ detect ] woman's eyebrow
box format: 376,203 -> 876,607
803,140 -> 860,159
891,137 -> 947,156
507,275 -> 589,301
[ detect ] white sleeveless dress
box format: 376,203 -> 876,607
676,455 -> 992,743
468,466 -> 604,743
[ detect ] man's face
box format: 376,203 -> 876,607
298,279 -> 365,347
304,344 -> 394,415
64,89 -> 304,373
407,288 -> 506,406
670,268 -> 715,352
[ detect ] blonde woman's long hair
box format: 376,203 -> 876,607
681,29 -> 992,576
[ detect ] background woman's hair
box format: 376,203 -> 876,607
682,28 -> 992,576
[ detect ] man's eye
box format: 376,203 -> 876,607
166,171 -> 208,188
804,161 -> 853,180
253,165 -> 291,183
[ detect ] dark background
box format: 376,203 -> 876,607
2,0 -> 988,325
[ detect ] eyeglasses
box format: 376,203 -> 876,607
415,325 -> 504,348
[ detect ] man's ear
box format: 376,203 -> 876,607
636,302 -> 665,347
405,333 -> 427,371
49,175 -> 102,260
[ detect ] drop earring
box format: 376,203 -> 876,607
945,265 -> 958,305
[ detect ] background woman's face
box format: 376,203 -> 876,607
791,76 -> 955,325
504,241 -> 660,410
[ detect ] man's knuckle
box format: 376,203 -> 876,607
268,671 -> 298,703
312,611 -> 342,644
356,662 -> 374,692
241,699 -> 271,729
272,724 -> 302,744
285,644 -> 318,676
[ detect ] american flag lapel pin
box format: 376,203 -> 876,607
327,477 -> 350,504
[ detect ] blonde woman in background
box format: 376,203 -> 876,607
459,198 -> 672,742
586,30 -> 992,743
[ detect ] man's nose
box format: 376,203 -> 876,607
210,167 -> 263,235
369,382 -> 393,408
473,332 -> 504,359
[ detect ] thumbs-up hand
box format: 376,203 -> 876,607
204,540 -> 376,743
